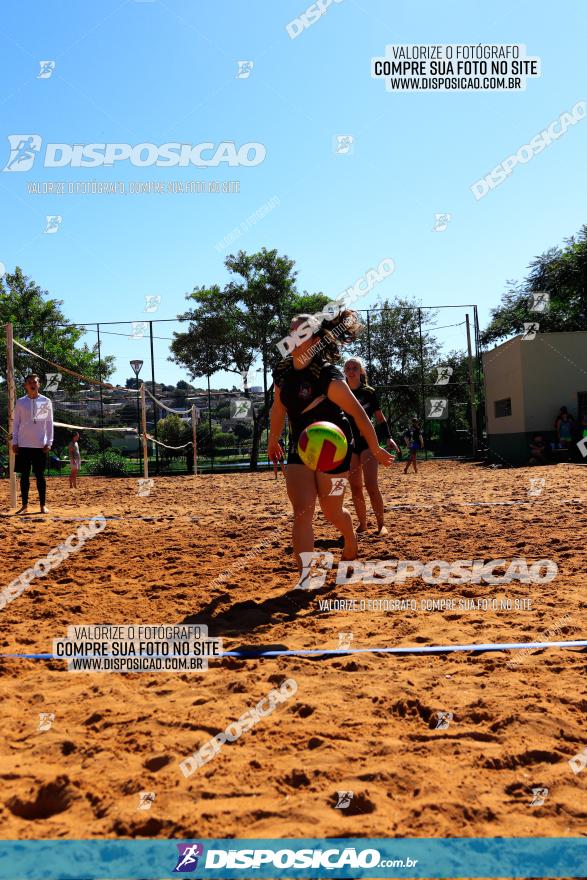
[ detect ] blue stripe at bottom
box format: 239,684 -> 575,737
0,838 -> 584,878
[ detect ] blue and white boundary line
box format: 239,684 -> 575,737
1,639 -> 586,662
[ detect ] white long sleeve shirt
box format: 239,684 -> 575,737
13,394 -> 54,448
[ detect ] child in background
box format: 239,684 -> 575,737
557,412 -> 573,449
68,431 -> 81,488
529,433 -> 550,465
403,418 -> 423,474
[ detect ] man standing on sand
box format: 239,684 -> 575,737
12,374 -> 53,514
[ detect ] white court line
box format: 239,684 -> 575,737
388,501 -> 584,510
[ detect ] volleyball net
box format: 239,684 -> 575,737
2,301 -> 483,495
1,325 -> 201,504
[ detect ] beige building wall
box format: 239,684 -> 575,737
521,332 -> 587,429
483,340 -> 525,434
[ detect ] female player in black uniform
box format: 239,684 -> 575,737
268,311 -> 394,572
343,357 -> 400,536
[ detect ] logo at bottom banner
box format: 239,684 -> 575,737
175,844 -> 384,871
174,843 -> 204,872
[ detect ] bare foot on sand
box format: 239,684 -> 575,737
341,532 -> 359,561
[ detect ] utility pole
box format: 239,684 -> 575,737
465,314 -> 478,455
5,323 -> 17,507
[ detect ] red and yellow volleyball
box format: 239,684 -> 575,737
297,421 -> 348,472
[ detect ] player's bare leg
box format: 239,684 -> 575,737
348,452 -> 367,532
285,463 -> 317,572
316,470 -> 357,561
361,449 -> 387,534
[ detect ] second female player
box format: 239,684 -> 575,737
268,311 -> 394,572
343,356 -> 400,536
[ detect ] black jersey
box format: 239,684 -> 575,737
272,356 -> 352,448
353,384 -> 380,418
347,384 -> 381,445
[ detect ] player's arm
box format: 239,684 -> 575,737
327,380 -> 393,467
12,401 -> 21,452
46,399 -> 54,451
373,409 -> 400,454
328,380 -> 378,448
48,399 -> 54,439
268,385 -> 286,461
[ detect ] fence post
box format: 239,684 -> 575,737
191,404 -> 198,479
96,323 -> 106,469
207,370 -> 213,472
149,321 -> 159,476
263,337 -> 270,470
473,304 -> 484,442
5,323 -> 17,508
417,308 -> 428,460
140,382 -> 148,479
465,313 -> 478,456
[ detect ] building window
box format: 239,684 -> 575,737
494,398 -> 512,418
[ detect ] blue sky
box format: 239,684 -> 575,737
1,0 -> 586,389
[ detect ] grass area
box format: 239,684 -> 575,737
42,447 -> 435,477
45,453 -> 274,477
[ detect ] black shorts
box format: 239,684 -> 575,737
288,407 -> 354,475
351,434 -> 369,456
287,444 -> 353,475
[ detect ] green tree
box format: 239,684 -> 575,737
423,349 -> 478,455
482,225 -> 587,344
231,420 -> 254,442
215,401 -> 232,419
155,413 -> 191,470
88,449 -> 130,477
213,428 -> 235,448
351,298 -> 440,431
0,267 -> 115,391
169,248 -> 331,469
156,413 -> 190,448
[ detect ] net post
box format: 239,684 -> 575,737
191,405 -> 198,479
417,307 -> 428,461
140,382 -> 148,480
465,313 -> 479,456
96,322 -> 106,470
5,323 -> 17,508
149,320 -> 160,476
207,369 -> 213,472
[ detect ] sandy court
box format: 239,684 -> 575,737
0,461 -> 585,841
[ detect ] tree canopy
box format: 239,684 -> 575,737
482,225 -> 587,344
0,266 -> 114,391
169,248 -> 332,467
350,298 -> 440,425
169,248 -> 327,381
